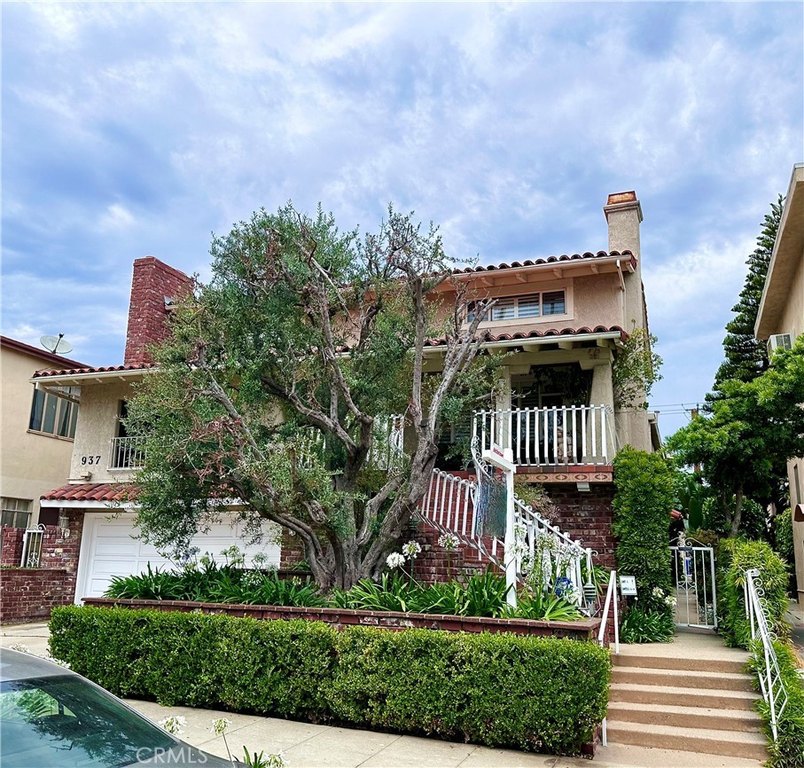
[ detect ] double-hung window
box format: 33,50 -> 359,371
1,498 -> 32,529
468,289 -> 566,322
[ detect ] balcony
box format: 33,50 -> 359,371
109,436 -> 145,470
472,405 -> 615,468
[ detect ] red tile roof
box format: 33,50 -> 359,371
451,250 -> 635,274
41,483 -> 139,502
422,324 -> 627,347
32,363 -> 154,379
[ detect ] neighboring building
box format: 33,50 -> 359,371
755,163 -> 804,604
0,336 -> 87,529
31,191 -> 660,601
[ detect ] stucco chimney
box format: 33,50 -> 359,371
604,190 -> 643,257
123,256 -> 193,366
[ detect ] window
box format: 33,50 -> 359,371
29,390 -> 77,439
467,289 -> 566,322
1,498 -> 31,529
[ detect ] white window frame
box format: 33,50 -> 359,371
1,498 -> 32,529
467,288 -> 568,324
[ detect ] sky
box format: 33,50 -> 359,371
2,1 -> 802,438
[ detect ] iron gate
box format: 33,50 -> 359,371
670,534 -> 717,630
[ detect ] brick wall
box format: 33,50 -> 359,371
279,529 -> 306,570
0,514 -> 84,623
123,257 -> 193,366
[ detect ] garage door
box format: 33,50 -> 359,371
75,513 -> 281,601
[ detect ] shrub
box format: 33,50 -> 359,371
619,606 -> 675,643
717,538 -> 789,649
613,448 -> 675,638
49,606 -> 610,756
772,508 -> 797,596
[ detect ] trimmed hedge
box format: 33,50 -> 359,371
49,605 -> 610,755
717,538 -> 789,649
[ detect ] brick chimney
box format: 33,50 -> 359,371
123,256 -> 193,366
603,190 -> 643,257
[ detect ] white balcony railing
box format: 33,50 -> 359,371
472,405 -> 616,466
109,436 -> 146,470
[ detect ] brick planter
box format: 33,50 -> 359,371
1,568 -> 74,623
84,597 -> 601,641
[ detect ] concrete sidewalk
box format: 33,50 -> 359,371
1,622 -> 763,768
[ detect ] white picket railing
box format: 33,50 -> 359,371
472,405 -> 615,466
418,468 -> 588,603
299,415 -> 405,470
109,436 -> 146,470
744,567 -> 787,740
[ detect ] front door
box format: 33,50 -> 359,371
670,534 -> 717,630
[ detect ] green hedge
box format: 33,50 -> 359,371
49,606 -> 610,755
717,538 -> 789,649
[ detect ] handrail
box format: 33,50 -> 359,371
744,567 -> 787,740
597,569 -> 619,653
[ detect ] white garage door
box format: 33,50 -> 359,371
75,512 -> 281,601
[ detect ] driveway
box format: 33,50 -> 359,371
1,622 -> 764,768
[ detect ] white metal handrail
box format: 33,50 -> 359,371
597,569 -> 619,749
109,436 -> 146,470
20,525 -> 46,568
744,567 -> 787,740
472,405 -> 616,466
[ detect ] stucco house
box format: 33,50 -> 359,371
29,190 -> 659,602
0,336 -> 87,530
755,163 -> 804,603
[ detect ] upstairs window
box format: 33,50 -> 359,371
467,289 -> 566,322
29,389 -> 78,439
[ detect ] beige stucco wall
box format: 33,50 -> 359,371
69,380 -> 137,484
0,347 -> 76,523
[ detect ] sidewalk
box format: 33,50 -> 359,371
1,622 -> 763,768
786,598 -> 804,659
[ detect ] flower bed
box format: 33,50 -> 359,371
50,605 -> 610,756
83,596 -> 600,640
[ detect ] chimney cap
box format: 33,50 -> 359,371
606,191 -> 638,206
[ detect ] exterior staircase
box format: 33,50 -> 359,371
606,632 -> 767,762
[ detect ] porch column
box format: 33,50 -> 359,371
494,366 -> 512,450
582,354 -> 615,463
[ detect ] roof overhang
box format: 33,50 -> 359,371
423,330 -> 624,355
30,367 -> 151,400
755,164 -> 804,339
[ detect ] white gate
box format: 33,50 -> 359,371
670,534 -> 717,630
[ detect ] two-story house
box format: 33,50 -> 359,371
33,191 -> 659,601
755,163 -> 804,604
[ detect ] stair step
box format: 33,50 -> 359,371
611,666 -> 755,692
610,682 -> 760,711
606,700 -> 763,732
605,720 -> 768,761
614,652 -> 747,675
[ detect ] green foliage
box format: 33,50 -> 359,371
749,639 -> 804,768
105,563 -> 324,607
716,538 -> 789,648
714,197 -> 783,387
49,606 -> 611,756
773,509 -> 795,569
613,448 -> 674,612
612,327 -> 662,409
619,606 -> 675,644
672,469 -> 710,530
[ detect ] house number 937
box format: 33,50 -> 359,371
81,455 -> 101,466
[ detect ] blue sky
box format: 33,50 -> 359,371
2,2 -> 802,437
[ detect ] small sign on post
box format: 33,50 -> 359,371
619,575 -> 637,596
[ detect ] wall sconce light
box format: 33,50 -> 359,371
58,511 -> 70,539
576,481 -> 591,493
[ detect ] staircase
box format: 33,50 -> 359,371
606,633 -> 767,762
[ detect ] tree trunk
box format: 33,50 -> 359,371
729,487 -> 744,538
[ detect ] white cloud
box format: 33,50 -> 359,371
98,204 -> 136,232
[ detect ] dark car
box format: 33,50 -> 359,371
0,648 -> 234,767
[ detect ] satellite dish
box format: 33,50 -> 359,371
40,333 -> 73,355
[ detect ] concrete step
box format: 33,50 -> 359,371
613,652 -> 747,675
610,682 -> 760,711
606,700 -> 763,732
605,720 -> 768,761
594,742 -> 765,768
611,666 -> 755,692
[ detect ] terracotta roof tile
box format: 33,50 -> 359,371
32,363 -> 155,379
422,324 -> 627,347
451,250 -> 635,274
41,483 -> 139,502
